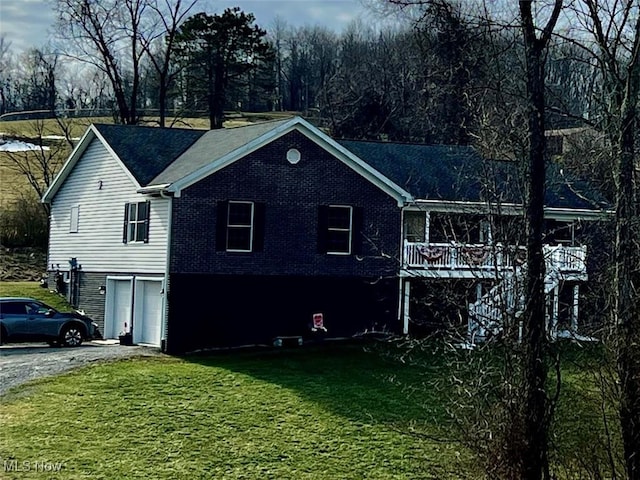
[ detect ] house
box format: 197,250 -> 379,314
341,141 -> 608,341
42,116 -> 608,353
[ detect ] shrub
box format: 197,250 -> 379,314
0,194 -> 48,248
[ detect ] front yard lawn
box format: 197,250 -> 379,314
0,345 -> 472,479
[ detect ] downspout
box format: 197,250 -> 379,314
160,190 -> 173,352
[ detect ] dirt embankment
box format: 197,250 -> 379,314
0,247 -> 47,281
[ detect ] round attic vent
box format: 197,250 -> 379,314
286,148 -> 301,164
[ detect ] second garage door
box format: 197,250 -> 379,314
133,279 -> 163,346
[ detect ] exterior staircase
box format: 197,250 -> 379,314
467,245 -> 582,343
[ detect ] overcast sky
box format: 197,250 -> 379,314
1,0 -> 385,54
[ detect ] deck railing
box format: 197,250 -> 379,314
403,242 -> 586,274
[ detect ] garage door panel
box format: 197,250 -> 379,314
105,278 -> 133,339
134,280 -> 162,346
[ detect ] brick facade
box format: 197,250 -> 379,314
166,131 -> 403,351
170,131 -> 401,278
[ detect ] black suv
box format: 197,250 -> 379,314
0,297 -> 100,347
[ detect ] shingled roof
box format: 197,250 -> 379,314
94,123 -> 206,186
340,139 -> 607,210
151,118 -> 293,185
45,118 -> 607,213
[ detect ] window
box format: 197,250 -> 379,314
0,301 -> 28,315
318,205 -> 362,255
545,220 -> 576,246
216,200 -> 265,253
327,206 -> 352,254
227,201 -> 254,252
404,211 -> 426,243
123,201 -> 150,243
429,214 -> 487,244
70,206 -> 79,233
25,302 -> 51,315
479,220 -> 492,244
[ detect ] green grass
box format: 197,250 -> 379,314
0,117 -> 114,139
0,111 -> 297,140
0,284 -> 623,478
0,346 -> 473,479
0,281 -> 72,311
0,341 -> 622,479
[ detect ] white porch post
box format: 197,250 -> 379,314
571,284 -> 579,332
403,280 -> 411,335
424,211 -> 430,243
551,285 -> 560,339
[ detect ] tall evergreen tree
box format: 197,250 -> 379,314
173,8 -> 272,129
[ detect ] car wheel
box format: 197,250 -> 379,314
60,325 -> 84,347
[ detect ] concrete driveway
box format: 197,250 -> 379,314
0,341 -> 161,395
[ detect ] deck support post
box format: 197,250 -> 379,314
402,280 -> 411,335
551,284 -> 560,339
571,283 -> 579,332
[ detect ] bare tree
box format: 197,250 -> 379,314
54,0 -> 149,124
517,3 -> 564,478
547,2 -> 640,475
2,118 -> 75,214
373,1 -> 564,478
140,0 -> 198,127
576,2 -> 640,477
0,36 -> 13,114
16,48 -> 59,111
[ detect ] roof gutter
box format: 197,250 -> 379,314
136,184 -> 172,195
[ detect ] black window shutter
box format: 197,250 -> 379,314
317,205 -> 329,254
143,201 -> 150,243
352,207 -> 364,256
252,202 -> 266,252
216,200 -> 229,251
123,203 -> 130,244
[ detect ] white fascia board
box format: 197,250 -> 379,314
42,126 -> 96,203
294,117 -> 413,207
42,124 -> 142,203
544,207 -> 612,221
168,116 -> 413,207
412,199 -> 610,220
92,127 -> 142,190
413,199 -> 521,214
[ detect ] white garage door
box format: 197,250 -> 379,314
134,279 -> 162,346
105,278 -> 133,339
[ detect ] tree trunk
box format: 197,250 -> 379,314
113,86 -> 131,125
158,71 -> 167,128
210,56 -> 225,129
517,2 -> 563,478
207,58 -> 215,130
521,39 -> 550,480
616,77 -> 640,480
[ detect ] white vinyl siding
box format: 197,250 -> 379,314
47,138 -> 169,273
